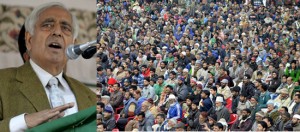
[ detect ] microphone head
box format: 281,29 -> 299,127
82,46 -> 97,59
66,45 -> 79,60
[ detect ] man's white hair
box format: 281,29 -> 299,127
25,2 -> 79,39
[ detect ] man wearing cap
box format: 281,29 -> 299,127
167,94 -> 182,120
121,70 -> 133,88
266,100 -> 280,122
174,76 -> 189,103
164,118 -> 177,131
274,88 -> 291,109
191,43 -> 201,56
178,52 -> 189,68
249,96 -> 261,119
292,114 -> 300,131
217,79 -> 232,100
182,68 -> 191,87
122,78 -> 131,90
231,108 -> 254,131
251,111 -> 265,131
241,74 -> 255,99
217,118 -> 228,131
102,106 -> 116,131
209,96 -> 230,122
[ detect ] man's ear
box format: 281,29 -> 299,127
25,31 -> 32,51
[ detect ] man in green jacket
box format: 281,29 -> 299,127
0,2 -> 96,132
256,80 -> 271,110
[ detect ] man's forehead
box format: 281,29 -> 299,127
38,6 -> 72,24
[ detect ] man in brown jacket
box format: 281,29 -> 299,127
110,83 -> 124,109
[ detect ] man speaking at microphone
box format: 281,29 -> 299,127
0,2 -> 96,132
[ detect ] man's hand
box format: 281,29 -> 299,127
25,102 -> 74,128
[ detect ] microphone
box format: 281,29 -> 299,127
81,46 -> 97,59
66,40 -> 97,60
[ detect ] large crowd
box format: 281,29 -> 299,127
95,0 -> 300,131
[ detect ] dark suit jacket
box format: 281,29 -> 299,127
0,62 -> 96,132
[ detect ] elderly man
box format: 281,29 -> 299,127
266,101 -> 280,122
209,96 -> 230,122
292,114 -> 300,131
125,101 -> 155,131
166,94 -> 182,120
101,95 -> 114,114
251,111 -> 265,131
274,88 -> 291,108
217,79 -> 232,100
0,2 -> 96,131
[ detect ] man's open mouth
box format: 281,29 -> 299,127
49,43 -> 62,49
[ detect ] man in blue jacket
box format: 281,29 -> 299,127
200,90 -> 213,112
167,94 -> 182,120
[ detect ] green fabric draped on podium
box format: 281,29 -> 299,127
26,106 -> 96,132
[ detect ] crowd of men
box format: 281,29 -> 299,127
95,0 -> 300,131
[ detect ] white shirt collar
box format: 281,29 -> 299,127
29,59 -> 64,88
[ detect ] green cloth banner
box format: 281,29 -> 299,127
26,106 -> 96,132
